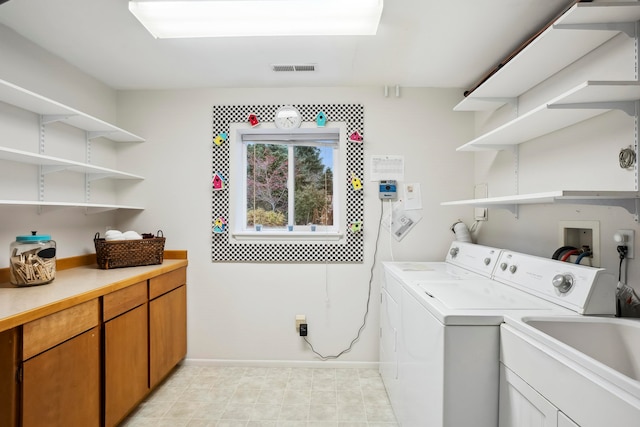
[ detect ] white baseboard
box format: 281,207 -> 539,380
183,358 -> 379,370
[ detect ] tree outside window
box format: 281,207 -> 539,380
246,142 -> 334,230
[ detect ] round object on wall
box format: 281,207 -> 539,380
274,105 -> 302,129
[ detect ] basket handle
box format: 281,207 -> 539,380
94,232 -> 101,240
157,230 -> 164,237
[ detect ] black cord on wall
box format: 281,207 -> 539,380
302,199 -> 384,360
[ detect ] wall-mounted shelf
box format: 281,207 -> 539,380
0,79 -> 146,211
0,200 -> 144,213
457,81 -> 640,152
0,146 -> 144,181
441,190 -> 640,220
455,2 -> 640,112
0,78 -> 144,143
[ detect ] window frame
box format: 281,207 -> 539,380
229,122 -> 347,242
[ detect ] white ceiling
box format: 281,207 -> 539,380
0,0 -> 576,92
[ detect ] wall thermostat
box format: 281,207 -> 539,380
379,180 -> 397,199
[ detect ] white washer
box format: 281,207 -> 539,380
381,242 -> 616,427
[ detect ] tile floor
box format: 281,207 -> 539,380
122,364 -> 398,427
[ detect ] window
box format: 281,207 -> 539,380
213,103 -> 364,262
230,125 -> 344,238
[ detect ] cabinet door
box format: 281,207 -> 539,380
104,303 -> 149,427
0,328 -> 19,427
22,327 -> 100,427
499,364 -> 558,427
149,285 -> 187,388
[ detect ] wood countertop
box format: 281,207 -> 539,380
0,254 -> 188,333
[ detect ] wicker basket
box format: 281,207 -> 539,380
94,231 -> 165,269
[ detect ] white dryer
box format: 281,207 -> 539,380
380,241 -> 500,420
382,241 -> 501,282
381,242 -> 616,427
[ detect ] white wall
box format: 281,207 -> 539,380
114,87 -> 474,364
0,24 -> 117,122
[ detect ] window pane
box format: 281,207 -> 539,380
294,145 -> 334,226
246,143 -> 289,228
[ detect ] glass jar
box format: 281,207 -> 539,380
9,231 -> 56,286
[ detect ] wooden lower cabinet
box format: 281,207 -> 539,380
0,264 -> 187,427
104,303 -> 149,427
150,285 -> 187,387
22,327 -> 100,427
0,328 -> 19,427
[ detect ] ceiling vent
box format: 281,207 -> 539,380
272,64 -> 316,72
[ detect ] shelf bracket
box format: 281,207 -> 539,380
37,205 -> 67,214
468,144 -> 515,152
621,198 -> 640,222
87,173 -> 114,182
549,101 -> 636,116
503,203 -> 519,218
40,114 -> 77,125
478,203 -> 519,218
87,130 -> 116,140
41,165 -> 69,175
84,206 -> 119,215
553,22 -> 636,39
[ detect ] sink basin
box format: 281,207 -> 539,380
524,317 -> 640,382
504,316 -> 640,425
514,316 -> 640,400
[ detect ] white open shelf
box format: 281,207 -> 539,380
448,4 -> 640,220
0,78 -> 144,143
441,190 -> 640,218
457,81 -> 640,152
454,2 -> 640,112
0,146 -> 144,181
0,200 -> 145,214
0,79 -> 146,211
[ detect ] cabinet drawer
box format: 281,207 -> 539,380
23,299 -> 99,360
103,281 -> 147,321
149,267 -> 186,300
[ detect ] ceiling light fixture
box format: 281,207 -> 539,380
129,0 -> 384,39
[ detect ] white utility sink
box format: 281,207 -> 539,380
519,316 -> 640,397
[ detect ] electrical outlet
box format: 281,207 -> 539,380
295,315 -> 306,333
615,229 -> 635,259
